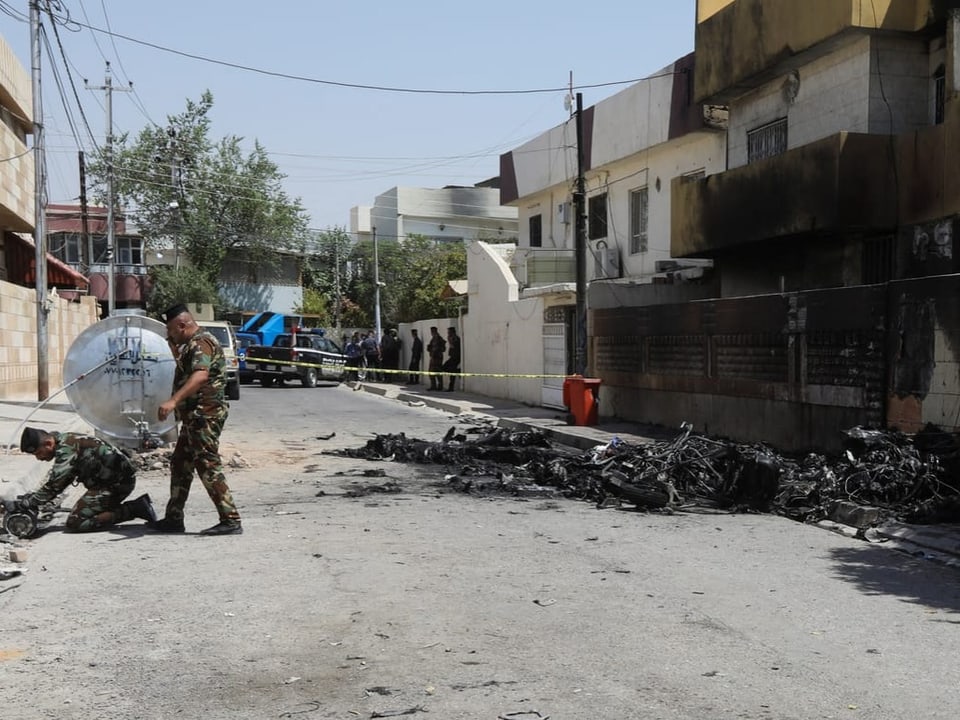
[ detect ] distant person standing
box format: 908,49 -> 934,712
408,328 -> 423,384
427,326 -> 446,391
380,329 -> 400,381
344,332 -> 362,380
361,329 -> 381,381
152,304 -> 242,536
443,326 -> 462,392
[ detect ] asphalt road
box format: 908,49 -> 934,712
2,384 -> 960,719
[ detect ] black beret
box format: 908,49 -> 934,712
160,304 -> 189,323
20,427 -> 43,454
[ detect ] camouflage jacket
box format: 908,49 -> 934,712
31,432 -> 135,503
173,328 -> 227,421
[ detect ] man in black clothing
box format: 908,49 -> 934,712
408,329 -> 423,384
426,326 -> 446,390
443,327 -> 462,392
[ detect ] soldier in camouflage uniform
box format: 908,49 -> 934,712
151,304 -> 242,536
12,427 -> 156,532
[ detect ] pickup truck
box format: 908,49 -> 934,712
244,331 -> 347,387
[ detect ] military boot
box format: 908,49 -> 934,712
122,494 -> 158,523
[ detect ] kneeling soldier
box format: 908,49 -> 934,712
11,427 -> 156,532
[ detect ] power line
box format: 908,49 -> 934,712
51,11 -> 680,96
45,2 -> 101,151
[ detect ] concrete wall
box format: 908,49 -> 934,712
460,242 -> 544,406
695,0 -> 945,102
0,280 -> 100,400
728,34 -> 872,170
868,35 -> 932,135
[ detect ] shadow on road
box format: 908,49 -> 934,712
828,544 -> 960,614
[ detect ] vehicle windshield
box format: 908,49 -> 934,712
201,326 -> 232,348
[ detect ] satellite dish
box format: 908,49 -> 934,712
63,312 -> 178,449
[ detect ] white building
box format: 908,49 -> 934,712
350,182 -> 518,243
466,53 -> 727,408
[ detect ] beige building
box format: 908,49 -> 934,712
0,33 -> 98,400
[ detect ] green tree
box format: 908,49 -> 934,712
301,227 -> 353,328
145,265 -> 219,318
346,235 -> 466,327
90,92 -> 310,289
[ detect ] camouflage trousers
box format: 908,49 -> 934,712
166,415 -> 240,523
65,475 -> 136,532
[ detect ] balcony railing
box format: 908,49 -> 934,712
511,248 -> 576,286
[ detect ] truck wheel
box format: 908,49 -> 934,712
260,376 -> 276,387
228,380 -> 240,401
302,367 -> 318,388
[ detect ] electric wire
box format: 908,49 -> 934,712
49,10 -> 683,96
44,1 -> 101,152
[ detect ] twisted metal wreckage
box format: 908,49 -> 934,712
326,422 -> 960,527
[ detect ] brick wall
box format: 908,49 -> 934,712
0,280 -> 99,400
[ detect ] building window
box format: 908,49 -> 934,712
116,237 -> 143,265
747,117 -> 788,163
862,235 -> 895,284
629,187 -> 649,255
529,214 -> 542,247
51,233 -> 83,264
588,193 -> 607,240
934,64 -> 946,125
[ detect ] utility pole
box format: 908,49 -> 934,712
30,0 -> 49,400
333,235 -> 342,337
87,62 -> 131,316
78,151 -> 91,269
372,226 -> 382,342
168,127 -> 182,269
573,92 -> 588,376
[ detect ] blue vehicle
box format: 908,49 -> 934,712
236,312 -> 324,383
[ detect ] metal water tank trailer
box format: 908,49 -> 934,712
63,312 -> 178,450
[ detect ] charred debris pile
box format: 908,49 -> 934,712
327,423 -> 960,525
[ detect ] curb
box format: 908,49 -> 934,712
496,417 -> 604,451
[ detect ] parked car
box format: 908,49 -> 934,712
236,335 -> 256,385
245,330 -> 347,387
197,321 -> 241,401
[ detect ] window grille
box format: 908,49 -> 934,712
747,117 -> 788,163
629,187 -> 648,255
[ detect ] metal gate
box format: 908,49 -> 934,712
542,306 -> 571,408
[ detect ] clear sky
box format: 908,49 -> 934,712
2,1 -> 696,232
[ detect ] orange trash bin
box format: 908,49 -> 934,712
563,375 -> 602,426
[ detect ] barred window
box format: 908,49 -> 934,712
629,187 -> 648,255
747,117 -> 788,163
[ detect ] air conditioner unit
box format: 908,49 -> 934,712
557,202 -> 571,225
594,247 -> 621,279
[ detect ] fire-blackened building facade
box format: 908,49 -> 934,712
593,0 -> 960,450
